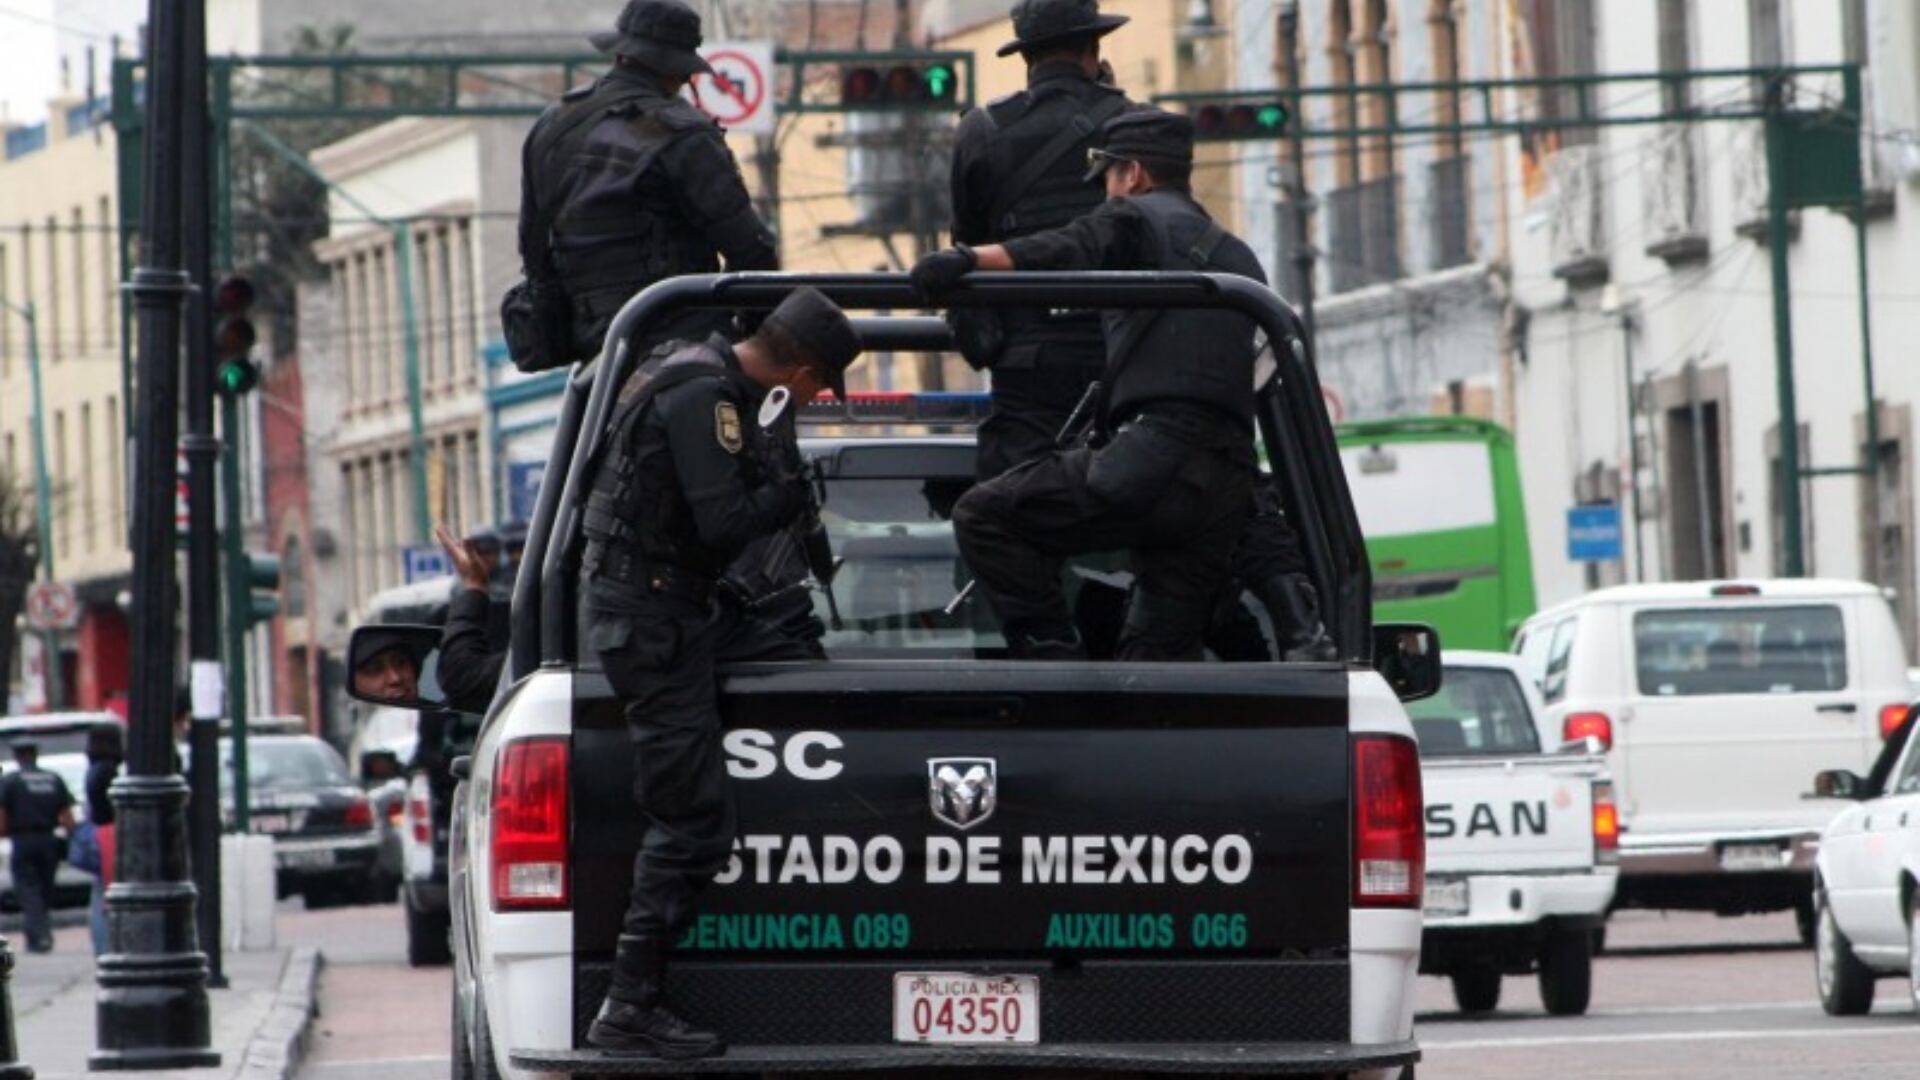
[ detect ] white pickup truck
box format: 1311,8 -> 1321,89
1411,650 -> 1619,1016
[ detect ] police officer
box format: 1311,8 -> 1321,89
948,0 -> 1132,479
515,0 -> 777,362
580,287 -> 862,1057
0,739 -> 76,953
913,108 -> 1263,659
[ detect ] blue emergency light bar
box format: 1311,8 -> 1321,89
799,390 -> 993,425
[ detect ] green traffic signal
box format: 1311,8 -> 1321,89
924,64 -> 954,101
216,357 -> 260,396
1256,104 -> 1286,130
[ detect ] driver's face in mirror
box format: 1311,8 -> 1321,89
353,647 -> 421,703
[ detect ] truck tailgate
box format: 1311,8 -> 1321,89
569,661 -> 1356,1047
1423,756 -> 1602,875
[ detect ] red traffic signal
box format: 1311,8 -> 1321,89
211,273 -> 257,363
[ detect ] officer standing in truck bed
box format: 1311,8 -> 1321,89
510,0 -> 777,368
947,0 -> 1133,479
913,108 -> 1264,660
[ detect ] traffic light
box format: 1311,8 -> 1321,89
1182,97 -> 1290,141
212,273 -> 260,396
245,553 -> 280,626
838,61 -> 958,108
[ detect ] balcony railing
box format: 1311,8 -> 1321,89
1327,175 -> 1403,293
1641,123 -> 1708,262
1548,144 -> 1608,286
1427,155 -> 1471,271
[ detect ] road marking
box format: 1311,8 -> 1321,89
1426,1024 -> 1920,1051
303,1054 -> 452,1067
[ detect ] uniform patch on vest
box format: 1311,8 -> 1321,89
714,402 -> 743,454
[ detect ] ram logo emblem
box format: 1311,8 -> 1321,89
927,757 -> 997,831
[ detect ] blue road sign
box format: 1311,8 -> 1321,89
404,546 -> 452,583
507,461 -> 546,524
1567,504 -> 1624,562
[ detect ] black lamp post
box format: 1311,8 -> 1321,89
90,0 -> 219,1067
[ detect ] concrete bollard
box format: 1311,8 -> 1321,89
0,936 -> 34,1078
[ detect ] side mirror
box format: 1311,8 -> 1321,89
347,624 -> 447,711
1372,623 -> 1442,703
1812,769 -> 1868,801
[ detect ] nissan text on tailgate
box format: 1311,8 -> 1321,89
434,274 -> 1432,1079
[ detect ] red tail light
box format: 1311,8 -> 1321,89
1879,704 -> 1911,741
491,737 -> 569,911
1353,735 -> 1425,908
1564,712 -> 1613,751
344,796 -> 373,830
408,795 -> 430,844
1592,780 -> 1620,865
386,801 -> 404,827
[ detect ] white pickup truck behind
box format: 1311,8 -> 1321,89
1412,651 -> 1619,1016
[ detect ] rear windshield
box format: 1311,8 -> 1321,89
1633,605 -> 1847,696
1407,666 -> 1541,756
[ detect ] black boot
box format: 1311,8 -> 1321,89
1261,574 -> 1338,662
587,936 -> 725,1059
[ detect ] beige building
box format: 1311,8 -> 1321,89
0,94 -> 132,711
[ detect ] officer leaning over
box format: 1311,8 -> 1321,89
948,0 -> 1132,480
507,0 -> 777,369
580,288 -> 863,1058
913,109 -> 1263,660
0,739 -> 76,953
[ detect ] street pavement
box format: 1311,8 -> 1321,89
286,903 -> 1920,1080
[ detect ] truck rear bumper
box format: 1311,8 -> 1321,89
1421,870 -> 1616,930
512,1039 -> 1420,1075
1618,830 -> 1819,877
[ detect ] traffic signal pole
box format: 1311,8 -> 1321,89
220,390 -> 254,832
1761,79 -> 1803,577
180,0 -> 227,989
91,0 -> 218,1064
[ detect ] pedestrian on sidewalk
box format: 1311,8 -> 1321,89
83,721 -> 123,955
0,739 -> 76,953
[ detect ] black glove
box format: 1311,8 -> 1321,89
910,245 -> 976,297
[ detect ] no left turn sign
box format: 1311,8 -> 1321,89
25,581 -> 79,632
686,42 -> 775,136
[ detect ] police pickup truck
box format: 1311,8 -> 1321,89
351,274 -> 1433,1079
1413,650 -> 1617,1017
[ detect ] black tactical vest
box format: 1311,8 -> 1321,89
1101,191 -> 1267,431
579,337 -> 777,586
532,80 -> 723,353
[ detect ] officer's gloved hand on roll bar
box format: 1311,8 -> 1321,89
910,245 -> 977,297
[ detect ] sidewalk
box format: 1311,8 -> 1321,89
5,923 -> 320,1080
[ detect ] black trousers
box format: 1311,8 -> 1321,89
11,832 -> 60,949
954,421 -> 1253,660
590,593 -> 814,953
976,342 -> 1105,480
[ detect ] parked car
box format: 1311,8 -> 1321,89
1808,706 -> 1920,1014
1414,650 -> 1618,1016
192,735 -> 383,908
1515,580 -> 1910,940
0,713 -> 120,757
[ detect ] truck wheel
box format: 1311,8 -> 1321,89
457,993 -> 504,1080
451,988 -> 474,1080
1538,928 -> 1593,1016
1449,968 -> 1501,1014
1815,892 -> 1874,1016
406,898 -> 452,967
1795,894 -> 1817,947
1907,889 -> 1920,1016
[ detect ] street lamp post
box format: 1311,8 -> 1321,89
2,299 -> 63,709
90,0 -> 219,1066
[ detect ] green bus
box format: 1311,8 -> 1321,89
1335,416 -> 1536,650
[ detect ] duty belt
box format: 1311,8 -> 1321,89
583,540 -> 716,605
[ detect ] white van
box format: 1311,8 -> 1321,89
1513,580 -> 1911,938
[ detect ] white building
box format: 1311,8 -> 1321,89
1504,0 -> 1920,651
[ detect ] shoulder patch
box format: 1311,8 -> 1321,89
714,401 -> 744,454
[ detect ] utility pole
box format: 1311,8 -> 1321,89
179,0 -> 226,990
1761,75 -> 1803,577
91,0 -> 218,1066
1278,2 -> 1315,341
4,301 -> 61,708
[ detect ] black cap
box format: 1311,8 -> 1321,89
590,0 -> 714,77
1083,107 -> 1194,181
10,739 -> 37,756
354,628 -> 432,673
998,0 -> 1130,58
761,287 -> 862,400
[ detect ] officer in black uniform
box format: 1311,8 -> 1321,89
580,287 -> 863,1058
914,109 -> 1264,659
516,0 -> 777,362
948,0 -> 1132,479
0,739 -> 76,952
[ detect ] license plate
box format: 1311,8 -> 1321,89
252,813 -> 291,835
1719,843 -> 1782,872
1423,877 -> 1470,918
279,848 -> 335,869
893,973 -> 1038,1045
